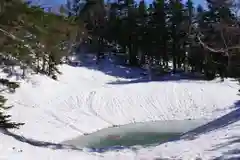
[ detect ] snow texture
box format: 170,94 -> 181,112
0,55 -> 239,160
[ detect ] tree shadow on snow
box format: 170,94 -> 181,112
212,138 -> 240,160
68,53 -> 146,80
179,101 -> 240,141
166,101 -> 240,160
69,53 -> 206,84
0,129 -> 83,151
107,73 -> 206,85
209,101 -> 240,160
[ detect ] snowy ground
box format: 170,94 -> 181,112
0,55 -> 239,160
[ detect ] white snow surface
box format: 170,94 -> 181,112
0,60 -> 240,160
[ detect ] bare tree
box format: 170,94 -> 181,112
194,0 -> 240,77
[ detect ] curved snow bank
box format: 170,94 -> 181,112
3,65 -> 239,142
1,64 -> 239,159
87,81 -> 239,124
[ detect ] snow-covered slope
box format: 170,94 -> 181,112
135,108 -> 240,159
0,58 -> 239,159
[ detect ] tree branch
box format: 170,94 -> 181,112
197,33 -> 240,55
0,27 -> 36,55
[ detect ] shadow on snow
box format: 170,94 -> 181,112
93,100 -> 240,153
69,53 -> 206,85
1,102 -> 239,155
178,101 -> 240,160
69,53 -> 146,80
180,101 -> 240,141
0,129 -> 83,151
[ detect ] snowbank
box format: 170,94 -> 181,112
0,62 -> 239,159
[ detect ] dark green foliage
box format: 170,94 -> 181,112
0,80 -> 23,129
0,0 -> 82,129
0,79 -> 19,93
71,0 -> 240,79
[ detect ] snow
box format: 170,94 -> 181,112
0,56 -> 239,159
135,107 -> 240,159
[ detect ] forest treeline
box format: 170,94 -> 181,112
67,0 -> 240,80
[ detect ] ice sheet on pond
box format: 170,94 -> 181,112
63,119 -> 209,149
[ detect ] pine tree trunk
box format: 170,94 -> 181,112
42,55 -> 47,73
22,66 -> 26,78
128,44 -> 138,66
227,53 -> 231,77
163,43 -> 168,69
172,43 -> 177,73
36,54 -> 40,73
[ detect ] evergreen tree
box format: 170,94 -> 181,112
168,0 -> 184,72
152,0 -> 168,67
0,0 -> 80,129
0,79 -> 23,129
74,0 -> 240,79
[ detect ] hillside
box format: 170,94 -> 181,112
0,56 -> 239,159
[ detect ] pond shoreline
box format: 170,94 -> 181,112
62,119 -> 210,151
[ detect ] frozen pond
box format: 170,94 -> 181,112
63,119 -> 209,150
